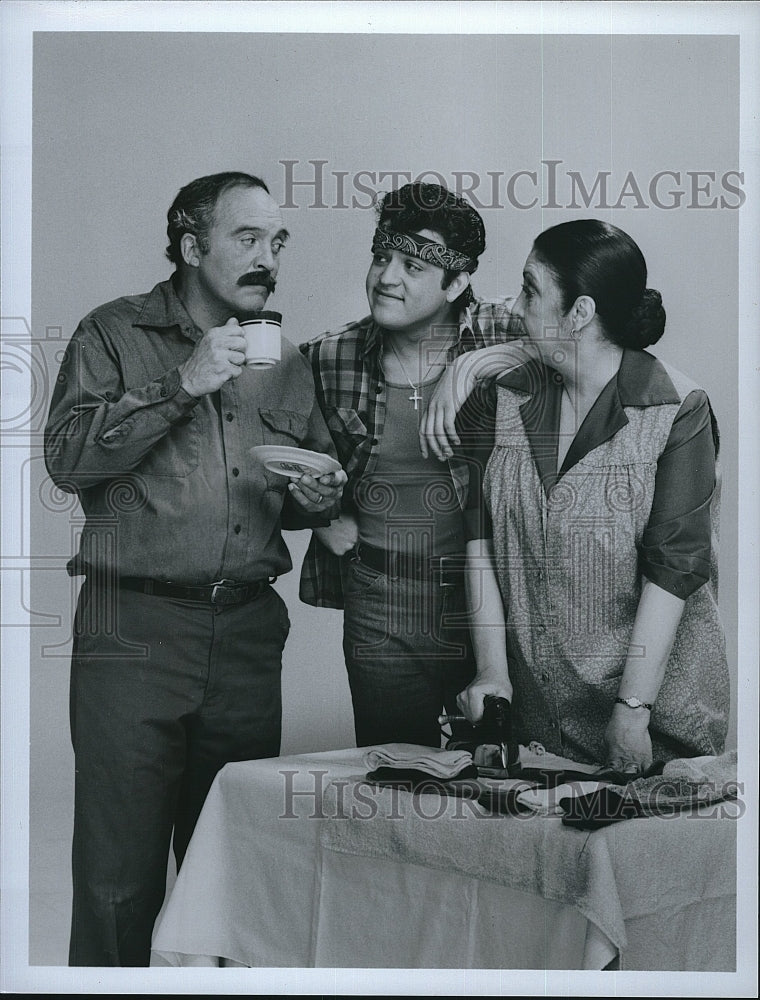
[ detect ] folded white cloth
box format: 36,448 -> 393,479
363,743 -> 473,779
516,781 -> 607,816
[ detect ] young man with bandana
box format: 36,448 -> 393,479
300,183 -> 517,748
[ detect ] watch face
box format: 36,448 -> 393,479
617,696 -> 651,710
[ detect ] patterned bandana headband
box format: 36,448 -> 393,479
371,227 -> 478,273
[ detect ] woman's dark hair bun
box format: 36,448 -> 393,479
622,288 -> 666,348
532,221 -> 668,350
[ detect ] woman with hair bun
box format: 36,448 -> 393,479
427,219 -> 729,771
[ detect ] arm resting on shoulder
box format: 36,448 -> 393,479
420,341 -> 535,460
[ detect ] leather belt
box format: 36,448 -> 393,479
118,577 -> 273,606
353,543 -> 465,584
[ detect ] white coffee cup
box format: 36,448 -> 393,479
240,311 -> 282,368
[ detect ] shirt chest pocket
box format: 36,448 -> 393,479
259,407 -> 309,445
259,407 -> 310,494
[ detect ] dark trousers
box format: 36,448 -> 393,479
68,581 -> 289,966
342,558 -> 476,748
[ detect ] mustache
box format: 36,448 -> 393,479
238,269 -> 276,293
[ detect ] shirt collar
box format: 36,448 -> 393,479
496,348 -> 683,492
496,347 -> 681,406
615,348 -> 681,405
362,303 -> 475,359
132,276 -> 201,341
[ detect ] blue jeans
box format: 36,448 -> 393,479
68,581 -> 289,966
342,556 -> 476,748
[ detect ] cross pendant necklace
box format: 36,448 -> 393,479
387,338 -> 424,410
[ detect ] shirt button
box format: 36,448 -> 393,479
375,385 -> 383,393
226,412 -> 234,422
371,438 -> 378,446
234,524 -> 242,534
232,468 -> 240,477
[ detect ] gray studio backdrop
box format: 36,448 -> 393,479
29,31 -> 739,961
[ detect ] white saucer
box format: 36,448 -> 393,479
250,445 -> 342,479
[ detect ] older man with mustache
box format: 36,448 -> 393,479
45,171 -> 346,966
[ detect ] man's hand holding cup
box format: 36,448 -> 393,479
179,317 -> 246,397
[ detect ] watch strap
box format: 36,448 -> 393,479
615,696 -> 653,711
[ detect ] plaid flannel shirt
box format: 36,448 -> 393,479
298,296 -> 516,608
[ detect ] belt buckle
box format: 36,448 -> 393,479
438,556 -> 454,588
210,578 -> 236,604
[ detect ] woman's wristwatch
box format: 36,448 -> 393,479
615,696 -> 653,710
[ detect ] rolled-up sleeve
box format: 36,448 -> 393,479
638,389 -> 718,599
459,381 -> 497,542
